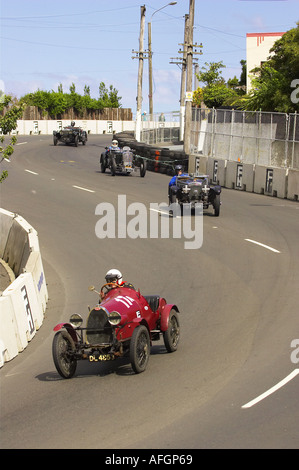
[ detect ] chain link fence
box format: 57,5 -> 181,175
191,108 -> 299,170
140,112 -> 180,145
139,108 -> 299,170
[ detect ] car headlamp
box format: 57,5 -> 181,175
69,313 -> 83,328
108,311 -> 121,326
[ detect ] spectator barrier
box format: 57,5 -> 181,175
115,132 -> 299,202
0,209 -> 48,367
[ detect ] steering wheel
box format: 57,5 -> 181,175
100,282 -> 119,297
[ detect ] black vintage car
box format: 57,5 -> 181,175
53,124 -> 87,147
100,146 -> 146,177
169,174 -> 221,216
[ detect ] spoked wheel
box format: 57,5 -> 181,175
130,325 -> 150,373
163,309 -> 180,352
52,331 -> 77,379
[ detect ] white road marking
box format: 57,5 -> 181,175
25,169 -> 38,175
242,369 -> 299,409
245,238 -> 280,253
16,142 -> 27,145
149,208 -> 181,218
72,185 -> 95,193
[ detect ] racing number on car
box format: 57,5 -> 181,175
21,285 -> 35,335
115,295 -> 135,309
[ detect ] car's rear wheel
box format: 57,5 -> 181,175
140,160 -> 147,177
52,331 -> 77,379
130,325 -> 150,373
163,309 -> 180,352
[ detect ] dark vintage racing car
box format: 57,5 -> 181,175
52,283 -> 180,378
100,146 -> 147,177
53,125 -> 87,147
169,174 -> 221,216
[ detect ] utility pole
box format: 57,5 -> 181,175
170,11 -> 201,142
184,0 -> 195,155
132,5 -> 147,142
179,14 -> 189,141
148,21 -> 153,119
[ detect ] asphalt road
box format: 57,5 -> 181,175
0,135 -> 298,449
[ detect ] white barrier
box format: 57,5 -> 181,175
193,157 -> 298,202
15,119 -> 135,136
287,169 -> 299,201
0,209 -> 48,366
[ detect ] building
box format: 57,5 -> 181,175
246,32 -> 285,92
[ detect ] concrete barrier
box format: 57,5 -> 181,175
115,133 -> 299,202
254,166 -> 287,198
207,158 -> 226,186
226,161 -> 255,192
0,209 -> 48,367
287,169 -> 299,201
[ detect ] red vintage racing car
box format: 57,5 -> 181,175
52,283 -> 180,378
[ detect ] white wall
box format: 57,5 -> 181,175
14,119 -> 135,136
246,32 -> 285,91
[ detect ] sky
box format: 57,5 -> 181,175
1,0 -> 298,114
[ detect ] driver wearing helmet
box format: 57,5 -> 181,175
100,269 -> 135,300
168,165 -> 189,203
70,121 -> 76,127
108,139 -> 120,151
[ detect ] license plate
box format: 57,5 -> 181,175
89,354 -> 115,362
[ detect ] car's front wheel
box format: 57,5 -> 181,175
52,331 -> 77,379
109,155 -> 116,176
163,309 -> 180,352
213,194 -> 220,216
130,325 -> 150,373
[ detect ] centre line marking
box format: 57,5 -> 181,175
245,239 -> 280,253
242,369 -> 299,409
25,169 -> 38,175
72,185 -> 95,193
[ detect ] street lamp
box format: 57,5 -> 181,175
148,2 -> 177,118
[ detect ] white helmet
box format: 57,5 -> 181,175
112,139 -> 118,147
105,268 -> 123,285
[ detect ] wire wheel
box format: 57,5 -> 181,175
52,331 -> 77,379
163,310 -> 180,352
130,325 -> 150,374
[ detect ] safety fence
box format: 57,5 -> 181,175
139,109 -> 299,170
191,108 -> 299,170
140,112 -> 180,145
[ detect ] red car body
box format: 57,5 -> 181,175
52,285 -> 180,378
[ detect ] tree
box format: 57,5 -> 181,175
0,95 -> 24,182
195,61 -> 239,108
197,61 -> 226,87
